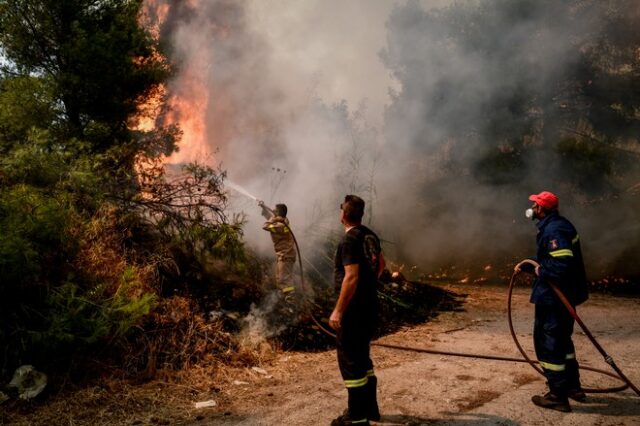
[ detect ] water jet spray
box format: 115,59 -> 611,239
226,180 -> 260,202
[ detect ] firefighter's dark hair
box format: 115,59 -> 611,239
275,204 -> 287,217
341,195 -> 364,223
540,206 -> 556,215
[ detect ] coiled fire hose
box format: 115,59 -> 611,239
284,221 -> 638,396
509,260 -> 639,396
374,261 -> 637,396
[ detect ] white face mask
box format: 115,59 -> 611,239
525,208 -> 535,220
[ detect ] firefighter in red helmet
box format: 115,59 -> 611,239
517,191 -> 589,412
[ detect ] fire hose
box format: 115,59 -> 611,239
508,259 -> 638,396
283,219 -> 639,397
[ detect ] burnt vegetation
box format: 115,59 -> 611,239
266,278 -> 464,350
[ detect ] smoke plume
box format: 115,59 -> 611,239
145,0 -> 640,280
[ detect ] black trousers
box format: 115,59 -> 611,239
336,309 -> 377,419
534,304 -> 581,396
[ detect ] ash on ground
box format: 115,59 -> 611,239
269,277 -> 465,350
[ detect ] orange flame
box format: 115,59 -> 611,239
137,0 -> 212,166
129,82 -> 165,132
164,63 -> 211,164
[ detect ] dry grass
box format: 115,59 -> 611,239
1,368 -> 219,426
0,328 -> 278,426
107,295 -> 274,381
0,356 -> 286,426
73,205 -> 133,287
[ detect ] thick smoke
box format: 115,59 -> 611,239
148,0 -> 640,279
378,0 -> 640,277
146,0 -> 395,260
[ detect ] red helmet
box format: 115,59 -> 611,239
528,191 -> 558,210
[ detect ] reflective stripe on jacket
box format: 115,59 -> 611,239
263,216 -> 296,260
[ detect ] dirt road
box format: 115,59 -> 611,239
207,283 -> 640,426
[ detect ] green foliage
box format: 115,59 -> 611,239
0,133 -> 93,366
0,1 -> 251,376
207,222 -> 247,269
0,0 -> 169,151
0,134 -> 246,372
38,267 -> 156,351
0,76 -> 57,153
0,144 -> 84,286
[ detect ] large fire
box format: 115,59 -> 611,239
136,0 -> 212,166
163,63 -> 211,165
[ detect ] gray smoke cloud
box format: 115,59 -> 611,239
378,0 -> 640,277
148,0 -> 640,280
146,0 -> 400,260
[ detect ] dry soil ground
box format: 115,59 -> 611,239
204,283 -> 640,426
3,283 -> 639,426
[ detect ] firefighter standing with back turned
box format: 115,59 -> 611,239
516,191 -> 589,412
259,201 -> 296,296
330,195 -> 385,426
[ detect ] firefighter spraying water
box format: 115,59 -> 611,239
258,201 -> 297,296
225,180 -> 298,296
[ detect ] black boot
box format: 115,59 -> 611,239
566,357 -> 585,402
365,375 -> 380,421
531,392 -> 571,412
331,412 -> 370,425
333,386 -> 369,425
568,388 -> 587,402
